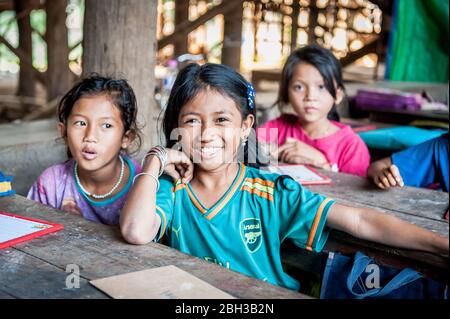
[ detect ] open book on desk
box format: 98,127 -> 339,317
266,164 -> 331,185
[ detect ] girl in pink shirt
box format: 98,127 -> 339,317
257,45 -> 370,176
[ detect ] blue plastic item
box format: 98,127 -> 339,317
358,126 -> 448,151
0,171 -> 15,197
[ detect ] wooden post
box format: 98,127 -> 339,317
46,0 -> 71,103
221,0 -> 243,71
290,0 -> 300,51
82,0 -> 158,148
308,2 -> 318,44
14,0 -> 35,99
174,0 -> 188,57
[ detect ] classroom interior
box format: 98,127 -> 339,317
0,0 -> 448,301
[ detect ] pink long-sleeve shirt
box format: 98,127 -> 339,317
257,114 -> 370,177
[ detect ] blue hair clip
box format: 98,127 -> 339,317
246,82 -> 255,109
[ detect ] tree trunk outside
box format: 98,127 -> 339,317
82,0 -> 158,149
14,0 -> 35,99
46,0 -> 72,103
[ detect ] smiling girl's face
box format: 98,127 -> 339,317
288,63 -> 343,124
59,94 -> 132,173
177,88 -> 254,172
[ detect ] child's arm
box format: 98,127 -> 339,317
367,157 -> 404,189
326,203 -> 449,256
120,157 -> 162,244
277,138 -> 331,169
120,149 -> 193,245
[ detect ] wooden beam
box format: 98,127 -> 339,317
158,0 -> 242,49
173,0 -> 189,56
0,0 -> 41,12
340,38 -> 378,67
290,0 -> 300,51
0,34 -> 46,85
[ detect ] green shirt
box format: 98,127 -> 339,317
155,163 -> 335,290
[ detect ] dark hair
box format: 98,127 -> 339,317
162,63 -> 266,168
276,44 -> 344,121
57,74 -> 142,157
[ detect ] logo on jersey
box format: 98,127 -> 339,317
240,218 -> 262,253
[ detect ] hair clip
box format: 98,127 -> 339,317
246,82 -> 255,109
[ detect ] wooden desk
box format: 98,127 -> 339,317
364,107 -> 449,124
0,195 -> 306,299
281,170 -> 449,283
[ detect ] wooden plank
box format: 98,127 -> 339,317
0,195 -> 306,299
326,197 -> 448,236
306,170 -> 449,222
158,0 -> 240,49
0,249 -> 107,298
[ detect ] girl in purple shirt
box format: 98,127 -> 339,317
28,75 -> 142,225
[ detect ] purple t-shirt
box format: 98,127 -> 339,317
27,156 -> 141,225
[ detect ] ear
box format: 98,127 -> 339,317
121,130 -> 135,149
58,123 -> 67,139
241,114 -> 255,140
335,87 -> 344,105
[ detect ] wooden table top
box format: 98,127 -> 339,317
0,195 -> 307,299
282,169 -> 449,283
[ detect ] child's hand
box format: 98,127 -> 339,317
164,149 -> 194,184
373,164 -> 404,189
277,138 -> 331,169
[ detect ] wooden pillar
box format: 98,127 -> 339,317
290,0 -> 300,51
46,0 -> 71,103
82,0 -> 158,148
174,0 -> 189,57
14,0 -> 35,99
221,0 -> 243,71
308,3 -> 318,44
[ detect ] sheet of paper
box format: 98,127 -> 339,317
267,164 -> 326,182
90,265 -> 235,299
0,213 -> 52,243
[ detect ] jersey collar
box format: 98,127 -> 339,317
185,163 -> 247,221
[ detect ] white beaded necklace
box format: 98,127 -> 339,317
74,155 -> 125,199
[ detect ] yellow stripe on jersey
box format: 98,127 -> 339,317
305,198 -> 333,251
244,177 -> 275,188
241,180 -> 274,195
173,183 -> 186,192
155,205 -> 167,240
241,185 -> 274,201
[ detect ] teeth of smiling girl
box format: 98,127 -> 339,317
201,147 -> 221,156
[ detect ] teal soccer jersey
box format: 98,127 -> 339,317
155,163 -> 335,291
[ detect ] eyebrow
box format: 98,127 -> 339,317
291,78 -> 324,84
180,110 -> 232,117
70,114 -> 118,121
180,111 -> 201,117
